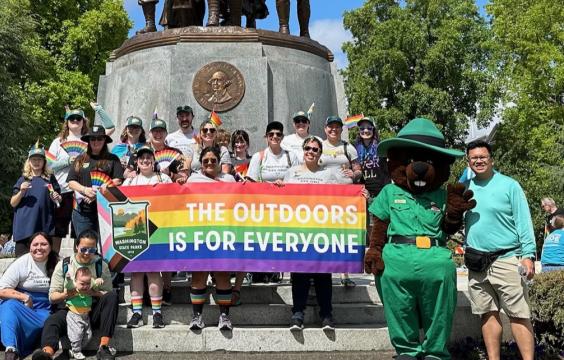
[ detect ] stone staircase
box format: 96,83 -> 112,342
0,237 -> 485,354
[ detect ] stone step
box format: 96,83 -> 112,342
86,325 -> 394,352
122,281 -> 381,305
118,303 -> 386,326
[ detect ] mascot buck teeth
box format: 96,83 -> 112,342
364,118 -> 476,360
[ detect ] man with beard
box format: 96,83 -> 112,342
165,106 -> 198,157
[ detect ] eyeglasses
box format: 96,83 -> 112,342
202,158 -> 218,165
303,146 -> 320,153
267,131 -> 283,138
468,156 -> 490,163
294,119 -> 309,124
90,136 -> 106,142
78,247 -> 97,254
202,128 -> 216,134
359,127 -> 374,132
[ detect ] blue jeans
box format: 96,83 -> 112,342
72,209 -> 99,238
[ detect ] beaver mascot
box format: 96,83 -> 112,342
364,117 -> 475,360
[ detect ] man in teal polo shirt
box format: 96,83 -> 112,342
462,140 -> 535,360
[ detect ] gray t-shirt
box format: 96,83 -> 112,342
247,148 -> 300,182
283,165 -> 351,184
319,140 -> 358,169
0,253 -> 50,293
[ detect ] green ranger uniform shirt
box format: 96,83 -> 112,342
369,183 -> 447,244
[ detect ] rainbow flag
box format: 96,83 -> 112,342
234,162 -> 250,177
344,114 -> 364,128
90,170 -> 113,188
210,111 -> 222,127
97,183 -> 366,273
45,150 -> 57,166
61,140 -> 87,157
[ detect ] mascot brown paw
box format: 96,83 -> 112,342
444,183 -> 476,233
364,247 -> 385,275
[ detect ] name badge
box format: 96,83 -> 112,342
394,199 -> 406,204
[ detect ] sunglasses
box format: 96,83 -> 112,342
68,116 -> 83,122
359,127 -> 374,131
202,128 -> 216,134
90,136 -> 106,142
78,247 -> 97,254
267,131 -> 283,138
294,119 -> 309,124
202,158 -> 218,165
303,146 -> 320,153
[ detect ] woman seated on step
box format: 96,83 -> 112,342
0,232 -> 58,360
32,230 -> 117,360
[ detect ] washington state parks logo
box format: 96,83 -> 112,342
109,201 -> 150,260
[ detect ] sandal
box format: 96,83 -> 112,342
340,278 -> 356,288
231,289 -> 242,306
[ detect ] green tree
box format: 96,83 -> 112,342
0,0 -> 131,233
487,0 -> 564,247
342,0 -> 497,146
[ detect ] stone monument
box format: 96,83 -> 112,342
96,24 -> 346,153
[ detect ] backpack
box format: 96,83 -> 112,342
62,256 -> 103,280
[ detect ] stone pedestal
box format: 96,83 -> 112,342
96,27 -> 346,153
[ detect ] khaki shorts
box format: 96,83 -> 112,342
468,256 -> 531,318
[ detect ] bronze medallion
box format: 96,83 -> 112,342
192,61 -> 245,112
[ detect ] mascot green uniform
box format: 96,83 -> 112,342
365,118 -> 475,360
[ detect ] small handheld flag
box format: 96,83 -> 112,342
210,110 -> 222,127
46,183 -> 60,208
45,150 -> 57,166
344,114 -> 364,128
307,102 -> 315,119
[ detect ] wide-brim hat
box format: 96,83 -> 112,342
377,117 -> 464,158
81,125 -> 113,143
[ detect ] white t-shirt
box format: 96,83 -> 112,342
281,134 -> 322,164
0,253 -> 50,293
122,173 -> 172,186
49,134 -> 83,193
187,171 -> 236,183
165,129 -> 198,157
247,148 -> 300,182
319,140 -> 358,169
189,145 -> 232,172
283,165 -> 351,184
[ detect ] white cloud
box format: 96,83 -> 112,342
310,18 -> 352,69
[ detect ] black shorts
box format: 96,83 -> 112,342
54,192 -> 74,237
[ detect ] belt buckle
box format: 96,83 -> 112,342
416,236 -> 431,249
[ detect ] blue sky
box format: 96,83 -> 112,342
125,0 -> 488,69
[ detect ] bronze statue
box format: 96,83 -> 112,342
276,0 -> 310,37
137,0 -> 159,33
160,0 -> 206,28
207,0 -> 242,27
219,0 -> 269,28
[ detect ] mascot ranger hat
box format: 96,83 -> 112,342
377,117 -> 464,158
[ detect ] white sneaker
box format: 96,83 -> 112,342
69,350 -> 86,359
189,313 -> 205,330
218,313 -> 233,331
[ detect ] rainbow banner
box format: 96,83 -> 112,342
97,183 -> 366,273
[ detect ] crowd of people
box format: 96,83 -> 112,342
0,103 -> 561,360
